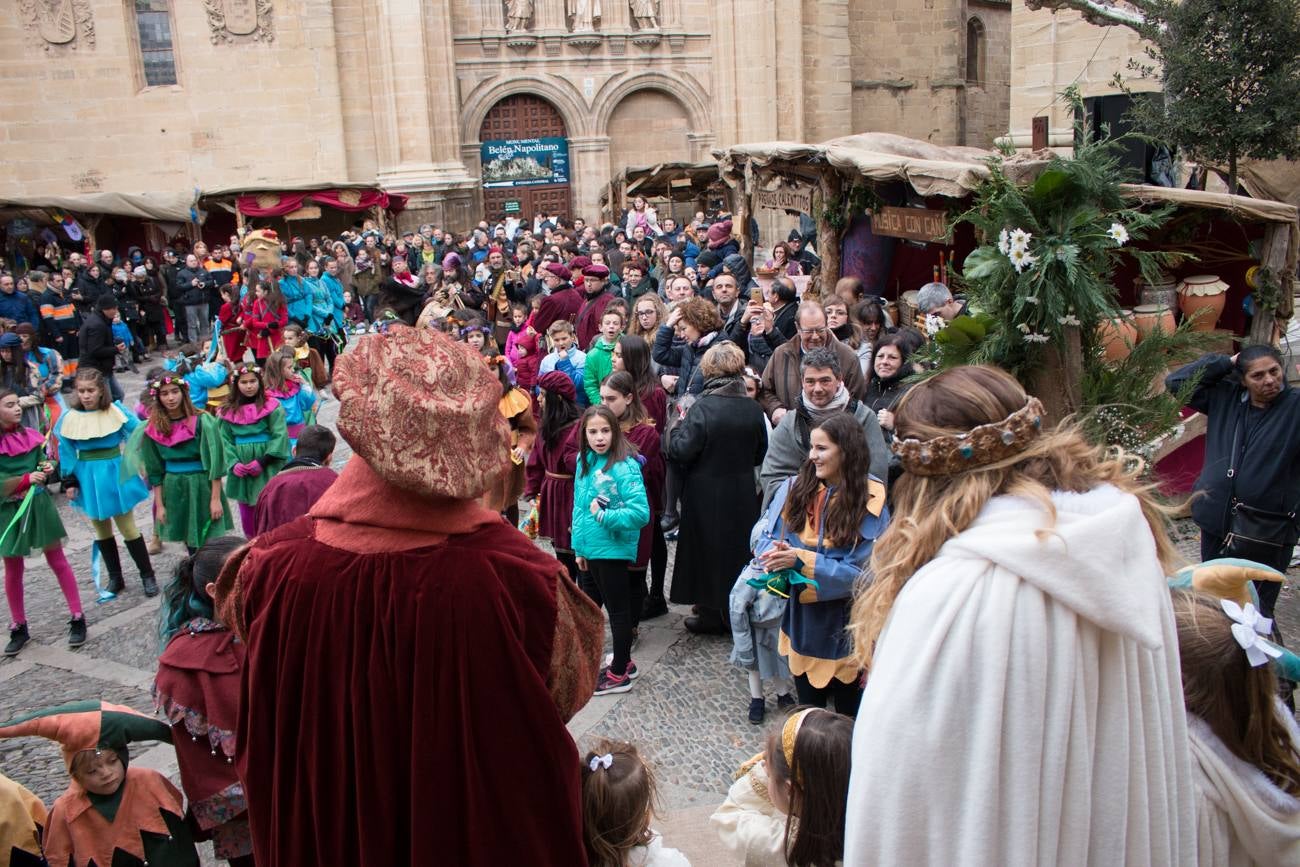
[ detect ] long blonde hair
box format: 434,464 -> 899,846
849,365 -> 1181,669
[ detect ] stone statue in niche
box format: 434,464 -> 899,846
203,0 -> 276,43
17,0 -> 96,50
504,0 -> 533,31
567,0 -> 601,32
630,0 -> 658,29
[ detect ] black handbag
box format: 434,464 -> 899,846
1219,404 -> 1300,563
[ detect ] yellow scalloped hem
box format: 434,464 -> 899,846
779,630 -> 860,689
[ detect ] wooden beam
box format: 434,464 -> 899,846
814,169 -> 842,289
1249,222 -> 1291,345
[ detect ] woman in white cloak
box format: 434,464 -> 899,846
843,365 -> 1196,866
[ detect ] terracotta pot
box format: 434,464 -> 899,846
1177,274 -> 1229,332
1132,303 -> 1176,340
1097,310 -> 1137,361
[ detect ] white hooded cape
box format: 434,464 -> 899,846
845,485 -> 1195,865
1189,710 -> 1300,867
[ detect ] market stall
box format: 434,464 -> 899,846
714,133 -> 1297,345
600,161 -> 727,225
199,184 -> 409,248
0,191 -> 200,270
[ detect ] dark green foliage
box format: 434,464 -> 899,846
1122,0 -> 1300,193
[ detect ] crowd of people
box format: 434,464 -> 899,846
0,204 -> 1296,867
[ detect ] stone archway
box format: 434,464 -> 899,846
478,94 -> 573,222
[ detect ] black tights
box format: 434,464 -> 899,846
794,673 -> 862,717
583,559 -> 635,676
648,520 -> 668,600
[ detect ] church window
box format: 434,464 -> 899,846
966,17 -> 986,86
134,0 -> 177,87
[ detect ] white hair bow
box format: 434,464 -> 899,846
589,753 -> 613,772
1220,599 -> 1284,668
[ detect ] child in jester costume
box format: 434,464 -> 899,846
0,701 -> 199,867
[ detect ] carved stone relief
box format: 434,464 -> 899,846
203,0 -> 275,44
17,0 -> 96,51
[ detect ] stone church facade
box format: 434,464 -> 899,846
0,0 -> 1010,232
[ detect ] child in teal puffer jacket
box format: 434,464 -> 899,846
572,404 -> 650,697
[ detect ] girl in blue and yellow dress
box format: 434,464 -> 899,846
56,368 -> 156,596
132,373 -> 233,555
0,388 -> 85,657
263,347 -> 318,450
215,364 -> 289,537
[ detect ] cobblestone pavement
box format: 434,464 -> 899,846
1,363 -> 1297,865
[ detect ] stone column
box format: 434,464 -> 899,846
569,135 -> 611,221
370,0 -> 478,232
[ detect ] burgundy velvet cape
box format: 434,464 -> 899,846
227,516 -> 591,866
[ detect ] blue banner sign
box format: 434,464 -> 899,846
481,137 -> 570,188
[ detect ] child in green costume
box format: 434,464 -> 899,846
134,374 -> 233,554
0,388 -> 86,657
216,363 -> 289,537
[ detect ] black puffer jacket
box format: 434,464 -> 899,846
1166,353 -> 1300,537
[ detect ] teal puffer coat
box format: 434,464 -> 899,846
571,453 -> 650,562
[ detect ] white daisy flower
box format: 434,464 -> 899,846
997,229 -> 1011,256
1058,314 -> 1081,327
1107,222 -> 1129,246
1017,322 -> 1031,334
925,314 -> 946,336
1009,228 -> 1032,251
1024,333 -> 1051,344
1008,247 -> 1037,273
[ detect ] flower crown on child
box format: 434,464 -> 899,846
229,363 -> 262,382
460,324 -> 492,338
148,374 -> 190,398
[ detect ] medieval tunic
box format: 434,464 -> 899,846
482,387 -> 537,514
134,414 -> 234,548
253,462 -> 338,535
216,399 -> 290,506
43,767 -> 196,867
0,426 -> 63,558
0,771 -> 45,867
267,379 -> 318,446
623,419 -> 664,571
216,459 -> 603,867
56,403 -> 150,521
524,422 -> 580,556
153,618 -> 252,860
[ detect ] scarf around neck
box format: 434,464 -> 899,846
802,383 -> 850,426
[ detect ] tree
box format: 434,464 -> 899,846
1029,0 -> 1300,194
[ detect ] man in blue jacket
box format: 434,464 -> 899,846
278,258 -> 313,326
0,274 -> 40,330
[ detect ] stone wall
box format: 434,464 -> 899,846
0,0 -> 350,198
1008,0 -> 1157,149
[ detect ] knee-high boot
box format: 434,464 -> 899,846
97,538 -> 124,595
123,536 -> 158,597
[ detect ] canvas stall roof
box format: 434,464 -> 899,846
0,191 -> 197,222
602,161 -> 721,205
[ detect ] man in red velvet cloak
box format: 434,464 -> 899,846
214,325 -> 604,866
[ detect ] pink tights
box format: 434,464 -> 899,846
238,502 -> 256,538
4,547 -> 83,626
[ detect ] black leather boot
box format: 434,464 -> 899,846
124,536 -> 158,597
97,538 -> 125,594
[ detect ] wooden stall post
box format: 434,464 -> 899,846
814,169 -> 842,289
1249,223 -> 1291,345
737,167 -> 755,263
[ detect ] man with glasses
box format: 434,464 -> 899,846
757,302 -> 867,424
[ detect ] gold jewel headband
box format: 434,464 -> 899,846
148,374 -> 189,398
781,708 -> 814,781
892,397 -> 1045,477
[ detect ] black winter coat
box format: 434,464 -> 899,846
665,377 -> 768,611
77,311 -> 118,377
1166,353 -> 1300,538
